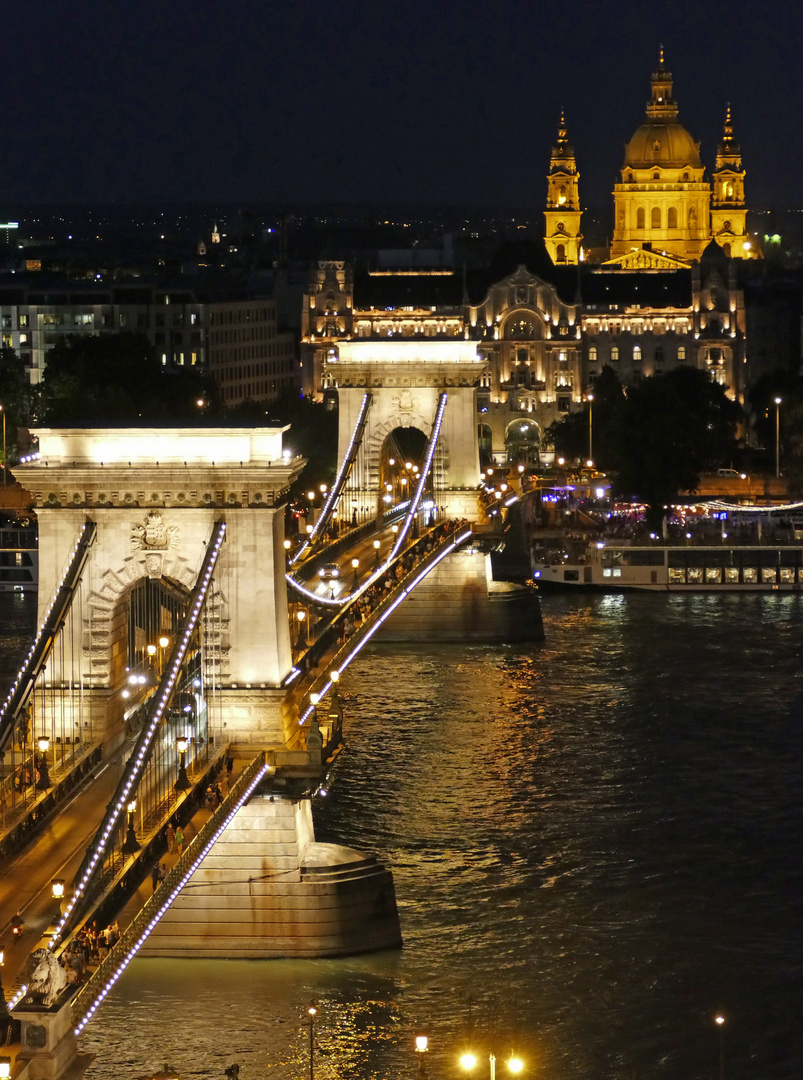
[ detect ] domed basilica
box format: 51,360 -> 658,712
547,49 -> 755,267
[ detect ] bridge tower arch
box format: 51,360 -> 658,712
330,340 -> 484,523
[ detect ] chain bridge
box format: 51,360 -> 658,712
0,339 -> 541,1076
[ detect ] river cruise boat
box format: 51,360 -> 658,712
0,524 -> 38,592
532,538 -> 803,592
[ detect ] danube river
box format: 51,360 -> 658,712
3,591 -> 802,1080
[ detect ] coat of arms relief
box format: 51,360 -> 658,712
131,512 -> 180,578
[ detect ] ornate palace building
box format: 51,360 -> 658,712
300,53 -> 752,466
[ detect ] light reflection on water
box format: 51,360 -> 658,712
31,592 -> 803,1080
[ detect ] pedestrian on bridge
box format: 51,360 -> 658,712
175,825 -> 185,854
165,822 -> 176,854
151,862 -> 160,893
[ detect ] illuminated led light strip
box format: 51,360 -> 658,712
704,498 -> 803,514
0,520 -> 96,744
285,575 -> 343,608
504,495 -> 518,507
298,528 -> 472,725
285,500 -> 413,608
291,392 -> 372,564
51,523 -> 227,947
73,762 -> 269,1034
389,392 -> 447,563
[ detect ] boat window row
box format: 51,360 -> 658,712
668,566 -> 802,585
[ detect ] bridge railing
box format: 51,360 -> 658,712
70,752 -> 269,1033
290,520 -> 474,738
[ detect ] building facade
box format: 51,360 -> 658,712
0,282 -> 300,408
301,249 -> 746,467
208,298 -> 297,408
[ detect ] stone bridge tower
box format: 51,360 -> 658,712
17,427 -> 304,751
330,339 -> 485,521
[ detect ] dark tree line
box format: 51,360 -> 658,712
547,365 -> 742,529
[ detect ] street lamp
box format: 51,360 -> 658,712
715,1014 -> 725,1080
123,799 -> 140,853
175,736 -> 191,791
772,397 -> 781,477
587,391 -> 593,463
350,557 -> 359,592
307,1003 -> 317,1080
460,1051 -> 524,1080
0,949 -> 9,1026
373,538 -> 381,568
36,737 -> 51,790
0,1058 -> 9,1079
0,404 -> 5,487
51,879 -> 65,922
415,1035 -> 429,1078
296,610 -> 307,650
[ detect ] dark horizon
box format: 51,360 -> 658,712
2,0 -> 801,211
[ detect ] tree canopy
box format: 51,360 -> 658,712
34,333 -> 220,425
547,365 -> 741,528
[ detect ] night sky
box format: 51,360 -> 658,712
4,0 -> 800,209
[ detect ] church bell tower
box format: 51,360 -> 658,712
544,112 -> 583,265
711,105 -> 754,259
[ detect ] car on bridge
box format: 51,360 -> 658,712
318,563 -> 341,581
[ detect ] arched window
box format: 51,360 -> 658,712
637,207 -> 646,230
723,243 -> 731,257
589,346 -> 597,362
651,207 -> 661,229
678,346 -> 686,361
689,208 -> 697,230
668,207 -> 678,229
556,243 -> 566,263
611,346 -> 620,361
633,345 -> 642,362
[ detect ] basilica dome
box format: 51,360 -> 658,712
623,120 -> 701,169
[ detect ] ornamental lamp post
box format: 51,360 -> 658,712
36,737 -> 51,790
350,557 -> 359,591
51,878 -> 66,922
587,391 -> 594,463
0,950 -> 9,1024
175,736 -> 191,791
715,1014 -> 726,1080
373,538 -> 381,568
772,397 -> 781,477
123,799 -> 140,853
460,1050 -> 524,1080
415,1035 -> 429,1078
0,404 -> 5,486
308,1003 -> 317,1080
296,610 -> 307,650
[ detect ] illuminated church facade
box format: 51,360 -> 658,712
553,49 -> 755,268
301,54 -> 752,466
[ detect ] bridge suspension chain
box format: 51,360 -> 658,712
51,520 -> 227,948
291,391 -> 372,565
0,519 -> 96,754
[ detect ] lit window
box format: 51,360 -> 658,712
678,346 -> 686,361
589,346 -> 597,362
634,345 -> 642,362
611,346 -> 619,361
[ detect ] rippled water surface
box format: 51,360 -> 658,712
4,592 -> 801,1080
